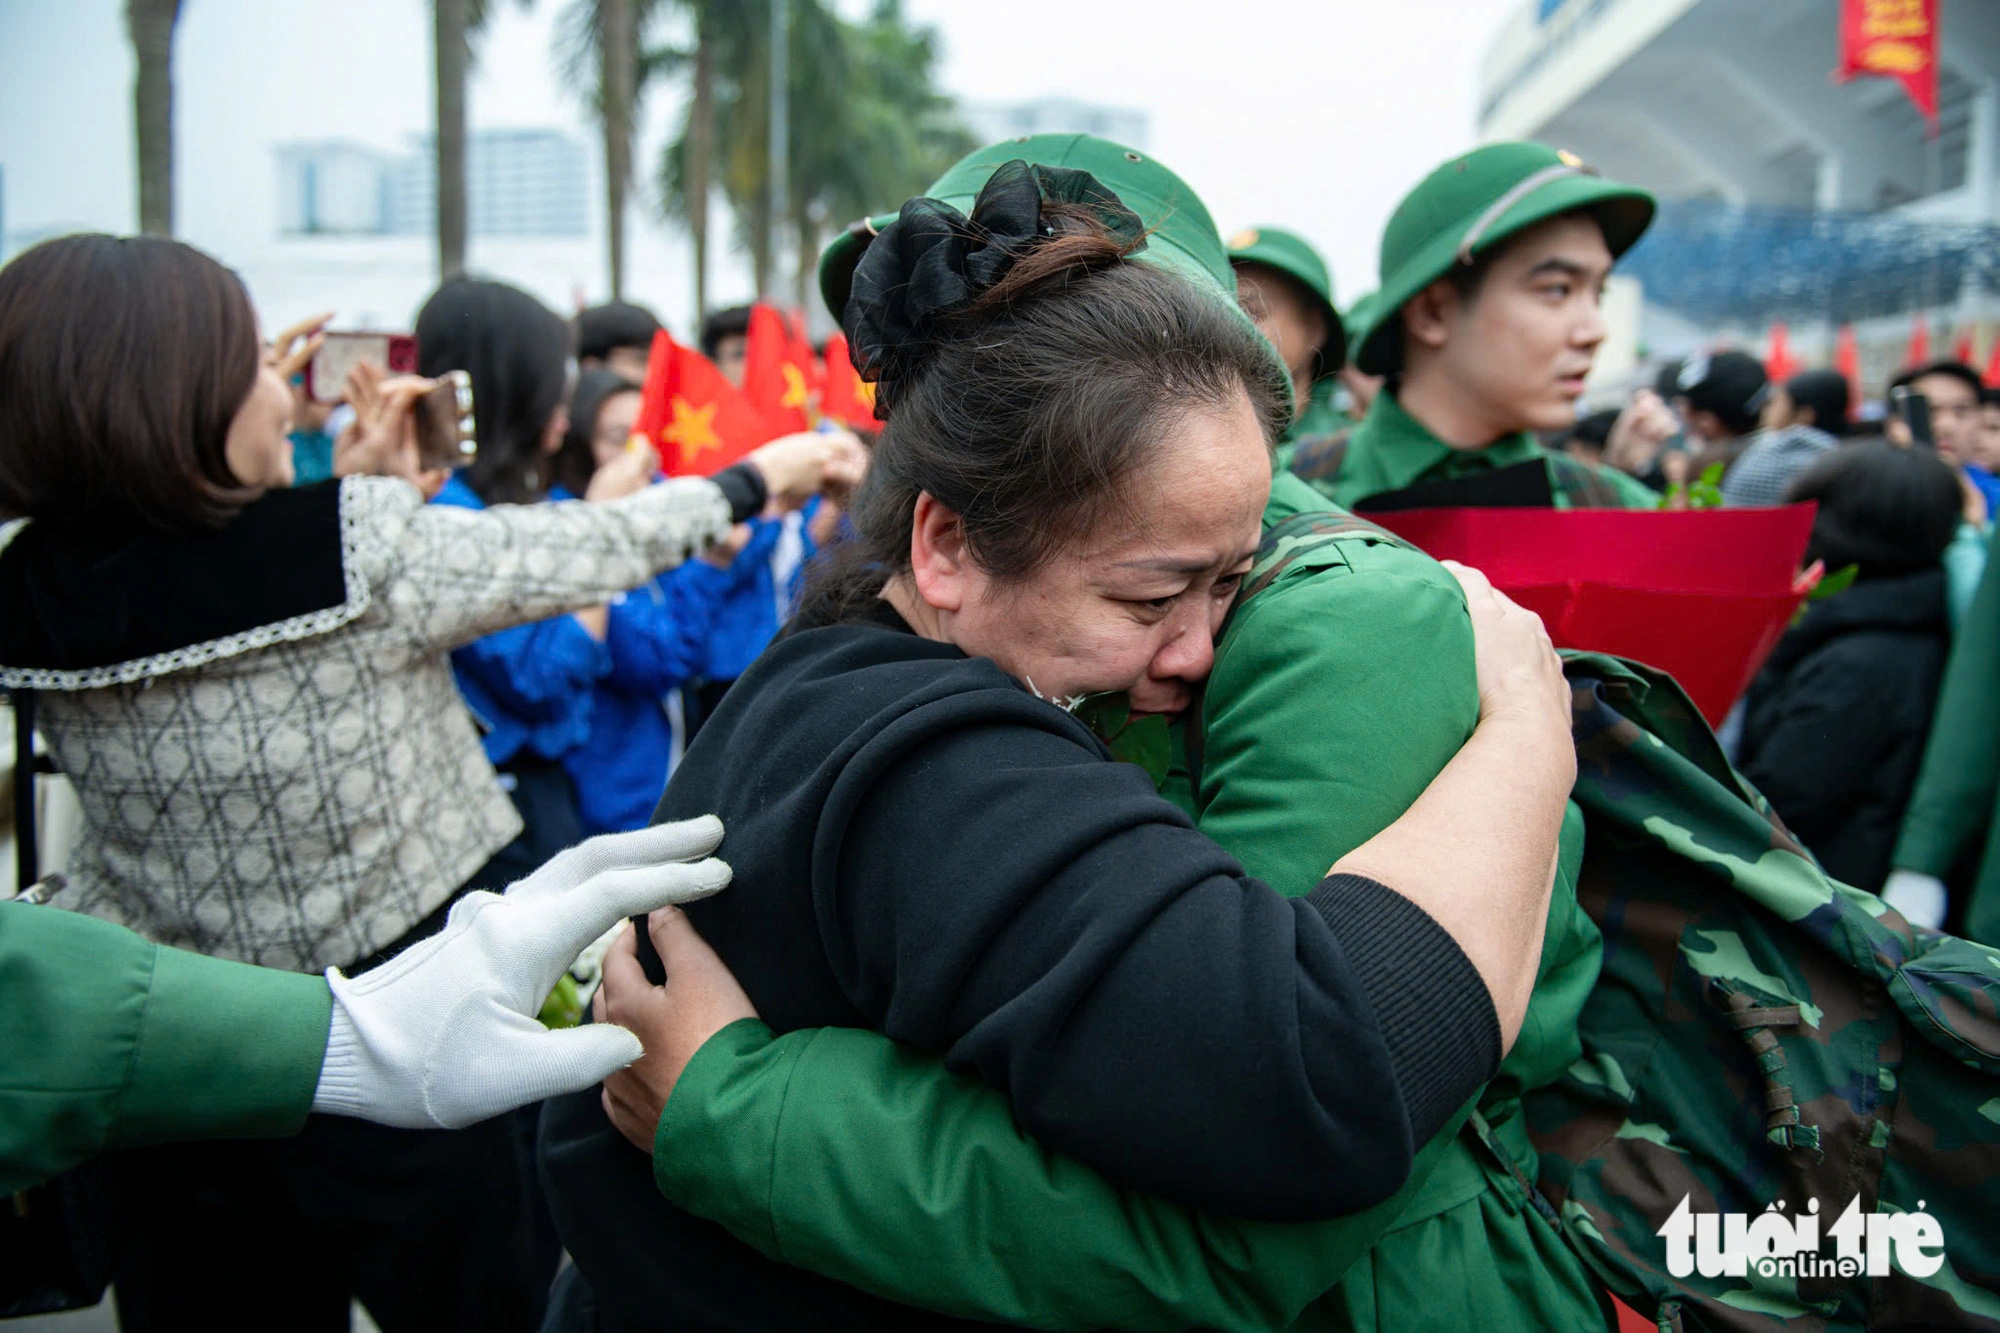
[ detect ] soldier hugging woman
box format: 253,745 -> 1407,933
539,138 -> 2000,1331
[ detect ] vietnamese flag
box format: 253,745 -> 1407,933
743,303 -> 813,435
630,330 -> 776,477
1835,0 -> 1939,135
820,333 -> 879,429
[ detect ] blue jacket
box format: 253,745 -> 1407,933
432,476 -> 610,767
566,558 -> 735,833
699,504 -> 821,683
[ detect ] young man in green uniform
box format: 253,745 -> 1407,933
1290,142 -> 1659,511
1227,225 -> 1347,463
549,135 -> 1610,1332
1,818 -> 728,1193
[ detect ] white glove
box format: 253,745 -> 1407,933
311,816 -> 732,1129
1881,869 -> 1949,931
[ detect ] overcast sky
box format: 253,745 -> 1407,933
0,0 -> 1515,327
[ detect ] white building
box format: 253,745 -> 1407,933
386,129 -> 589,239
275,130 -> 589,240
961,97 -> 1150,152
276,141 -> 394,236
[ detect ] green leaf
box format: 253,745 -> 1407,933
1071,692 -> 1129,736
538,973 -> 584,1030
1810,564 -> 1859,601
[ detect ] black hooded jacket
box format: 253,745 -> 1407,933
1738,567 -> 1951,891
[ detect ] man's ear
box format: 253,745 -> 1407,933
1401,280 -> 1457,354
909,491 -> 969,613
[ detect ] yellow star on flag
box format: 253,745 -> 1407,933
664,396 -> 722,461
857,378 -> 877,409
780,361 -> 809,411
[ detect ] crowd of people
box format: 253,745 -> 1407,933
4,126 -> 2000,1331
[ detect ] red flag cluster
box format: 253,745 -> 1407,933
627,303 -> 882,477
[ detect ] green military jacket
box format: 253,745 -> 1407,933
1895,519 -> 2000,947
1289,390 -> 1657,512
647,473 -> 1607,1330
1,902 -> 330,1192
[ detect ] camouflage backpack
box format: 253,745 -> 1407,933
1236,511 -> 2000,1331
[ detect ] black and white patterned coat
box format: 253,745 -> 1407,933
0,474 -> 733,972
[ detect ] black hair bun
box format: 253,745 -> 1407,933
844,160 -> 1143,414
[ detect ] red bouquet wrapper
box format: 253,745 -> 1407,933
1365,505 -> 1820,727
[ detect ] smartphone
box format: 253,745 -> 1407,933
412,370 -> 477,471
305,332 -> 419,403
1892,385 -> 1935,448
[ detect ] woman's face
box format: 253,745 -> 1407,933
224,337 -> 298,489
928,386 -> 1272,719
591,389 -> 643,469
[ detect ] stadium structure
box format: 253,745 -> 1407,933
1480,0 -> 2000,395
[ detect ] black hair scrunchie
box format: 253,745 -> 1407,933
844,160 -> 1145,414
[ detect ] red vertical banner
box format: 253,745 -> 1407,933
1953,328 -> 1977,367
1907,313 -> 1932,368
1835,0 -> 1940,135
1985,335 -> 2000,389
1764,322 -> 1798,385
1834,325 -> 1863,418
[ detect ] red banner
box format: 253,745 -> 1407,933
630,330 -> 776,477
1835,0 -> 1939,135
1366,505 -> 1820,727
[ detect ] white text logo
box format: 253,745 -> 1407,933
1657,1195 -> 1944,1280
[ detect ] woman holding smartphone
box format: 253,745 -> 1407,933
0,233 -> 846,1331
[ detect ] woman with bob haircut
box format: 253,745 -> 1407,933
0,232 -> 846,1329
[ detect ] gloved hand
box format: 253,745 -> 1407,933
311,816 -> 732,1130
1881,869 -> 1949,931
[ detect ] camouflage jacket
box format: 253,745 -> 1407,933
1529,654 -> 2000,1330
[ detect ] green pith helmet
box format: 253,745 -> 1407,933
1350,141 -> 1656,376
816,133 -> 1291,411
1226,226 -> 1347,375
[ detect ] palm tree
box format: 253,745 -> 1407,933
559,0 -> 664,299
434,0 -> 528,281
434,0 -> 470,278
126,0 -> 184,237
655,2 -> 760,310
653,0 -> 971,316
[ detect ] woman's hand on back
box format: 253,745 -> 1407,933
1442,560 -> 1573,753
596,906 -> 759,1155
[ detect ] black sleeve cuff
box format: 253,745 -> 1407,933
1302,873 -> 1502,1144
713,463 -> 768,523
